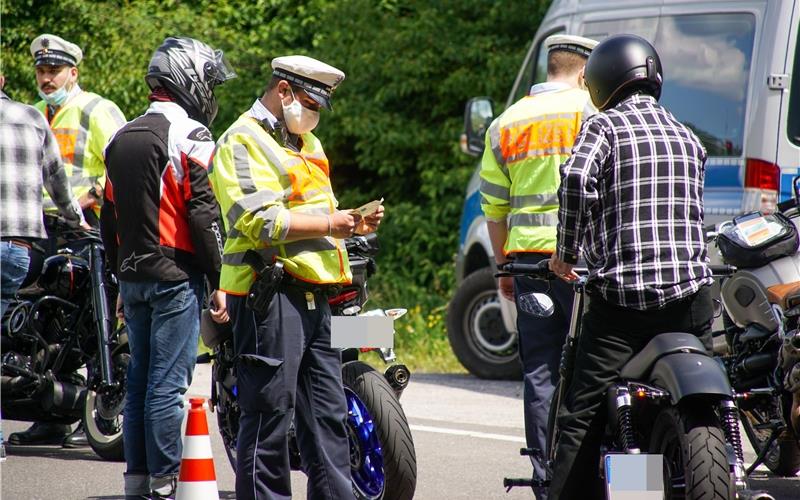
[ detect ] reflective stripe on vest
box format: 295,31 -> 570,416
211,115 -> 351,295
480,88 -> 589,254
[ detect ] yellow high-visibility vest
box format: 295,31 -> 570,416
209,114 -> 352,295
480,87 -> 589,254
36,91 -> 126,217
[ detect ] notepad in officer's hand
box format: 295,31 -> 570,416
350,197 -> 384,218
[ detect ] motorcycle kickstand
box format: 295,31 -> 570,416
745,427 -> 781,476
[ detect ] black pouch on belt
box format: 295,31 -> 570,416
243,250 -> 284,318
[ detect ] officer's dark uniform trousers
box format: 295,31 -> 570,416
512,252 -> 574,500
228,286 -> 353,500
548,286 -> 713,499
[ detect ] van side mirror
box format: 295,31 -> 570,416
460,97 -> 494,156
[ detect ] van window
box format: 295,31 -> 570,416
511,29 -> 564,104
655,14 -> 756,156
789,31 -> 800,146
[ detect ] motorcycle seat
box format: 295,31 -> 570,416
766,281 -> 800,310
620,332 -> 708,380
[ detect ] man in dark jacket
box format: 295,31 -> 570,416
548,35 -> 713,499
100,37 -> 235,499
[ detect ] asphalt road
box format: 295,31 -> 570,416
2,365 -> 800,499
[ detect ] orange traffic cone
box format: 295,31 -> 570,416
176,398 -> 219,500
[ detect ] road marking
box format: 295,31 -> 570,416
409,424 -> 526,443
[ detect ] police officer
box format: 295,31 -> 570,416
209,55 -> 384,500
479,34 -> 596,499
7,34 -> 125,449
548,35 -> 713,499
29,34 -> 126,227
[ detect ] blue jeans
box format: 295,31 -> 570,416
120,276 -> 203,483
1,241 -> 31,318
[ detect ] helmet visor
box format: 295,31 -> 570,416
207,50 -> 237,86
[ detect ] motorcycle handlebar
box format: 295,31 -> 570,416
708,264 -> 736,277
498,259 -> 588,281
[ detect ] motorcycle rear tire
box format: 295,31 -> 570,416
342,360 -> 417,500
650,406 -> 734,500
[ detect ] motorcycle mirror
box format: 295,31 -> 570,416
712,299 -> 724,319
518,292 -> 555,318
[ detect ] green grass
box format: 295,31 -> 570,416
364,277 -> 467,375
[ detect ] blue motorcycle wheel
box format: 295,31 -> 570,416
345,386 -> 385,499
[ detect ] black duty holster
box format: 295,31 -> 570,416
243,250 -> 284,318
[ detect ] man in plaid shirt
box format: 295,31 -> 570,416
548,36 -> 713,499
1,75 -> 84,318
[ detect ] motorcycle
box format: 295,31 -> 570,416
1,214 -> 128,460
198,234 -> 418,500
499,259 -> 768,500
710,179 -> 800,477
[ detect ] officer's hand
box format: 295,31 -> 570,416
209,289 -> 229,324
498,275 -> 514,301
355,205 -> 384,234
330,211 -> 357,239
549,256 -> 578,282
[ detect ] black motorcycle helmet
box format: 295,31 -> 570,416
583,34 -> 663,111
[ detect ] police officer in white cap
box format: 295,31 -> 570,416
209,56 -> 383,500
7,35 -> 126,451
479,34 -> 596,499
28,34 -> 126,228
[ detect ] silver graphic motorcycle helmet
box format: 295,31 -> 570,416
145,36 -> 236,126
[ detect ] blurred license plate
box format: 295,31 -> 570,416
604,454 -> 664,500
331,316 -> 394,348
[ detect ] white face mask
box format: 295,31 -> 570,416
282,88 -> 320,135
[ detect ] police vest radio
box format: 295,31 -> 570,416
243,249 -> 284,317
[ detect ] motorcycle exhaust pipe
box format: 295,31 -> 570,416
736,490 -> 775,500
735,352 -> 776,376
42,379 -> 86,413
384,364 -> 410,399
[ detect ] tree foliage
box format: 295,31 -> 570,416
2,0 -> 550,302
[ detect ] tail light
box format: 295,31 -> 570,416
743,158 -> 779,213
329,290 -> 359,306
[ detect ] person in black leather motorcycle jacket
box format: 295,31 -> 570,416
100,37 -> 234,499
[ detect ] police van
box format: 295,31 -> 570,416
448,0 -> 800,379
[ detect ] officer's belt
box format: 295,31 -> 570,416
279,273 -> 342,297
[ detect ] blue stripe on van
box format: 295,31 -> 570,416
704,162 -> 740,188
459,189 -> 482,246
781,169 -> 800,201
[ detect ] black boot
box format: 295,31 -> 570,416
62,423 -> 89,448
7,422 -> 71,445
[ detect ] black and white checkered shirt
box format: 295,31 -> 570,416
556,93 -> 712,310
1,91 -> 82,239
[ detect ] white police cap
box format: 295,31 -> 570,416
271,55 -> 345,110
30,34 -> 83,67
544,34 -> 598,58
